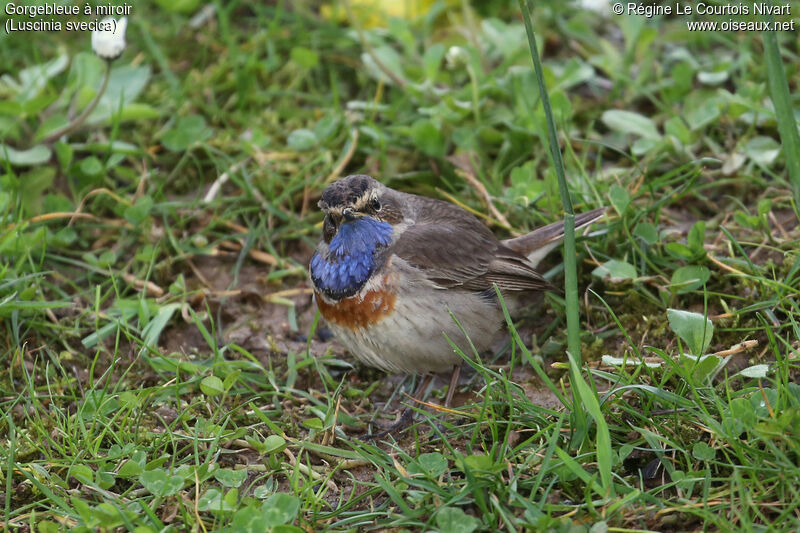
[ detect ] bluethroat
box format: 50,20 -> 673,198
310,174 -> 605,404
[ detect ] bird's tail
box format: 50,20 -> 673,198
501,207 -> 608,268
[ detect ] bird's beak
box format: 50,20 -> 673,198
342,208 -> 357,222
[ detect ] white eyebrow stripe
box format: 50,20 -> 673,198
324,190 -> 379,213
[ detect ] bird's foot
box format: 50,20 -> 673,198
357,407 -> 415,440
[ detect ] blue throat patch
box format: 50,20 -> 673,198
311,217 -> 393,300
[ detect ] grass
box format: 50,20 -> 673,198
2,1 -> 800,531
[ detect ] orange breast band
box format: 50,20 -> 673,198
315,287 -> 396,329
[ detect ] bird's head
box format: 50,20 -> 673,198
317,174 -> 403,243
311,175 -> 401,299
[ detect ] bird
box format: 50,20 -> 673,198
309,174 -> 605,412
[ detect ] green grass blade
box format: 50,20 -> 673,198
517,0 -> 586,440
566,350 -> 615,497
763,19 -> 800,207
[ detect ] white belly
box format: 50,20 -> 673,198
318,263 -> 505,374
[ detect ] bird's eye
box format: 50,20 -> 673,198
370,198 -> 381,212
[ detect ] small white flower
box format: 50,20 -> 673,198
445,46 -> 469,69
92,17 -> 127,60
580,0 -> 610,13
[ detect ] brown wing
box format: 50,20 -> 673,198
389,196 -> 554,293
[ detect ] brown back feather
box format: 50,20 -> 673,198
389,194 -> 554,293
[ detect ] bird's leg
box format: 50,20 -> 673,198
427,364 -> 463,435
444,364 -> 461,408
361,373 -> 433,439
393,372 -> 433,427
